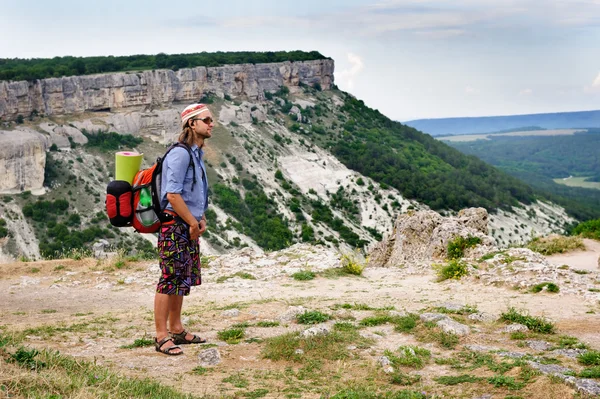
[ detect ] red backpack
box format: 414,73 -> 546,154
105,143 -> 196,233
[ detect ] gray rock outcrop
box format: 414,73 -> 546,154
0,128 -> 47,193
368,208 -> 495,267
0,60 -> 334,121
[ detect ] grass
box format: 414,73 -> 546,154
291,270 -> 316,281
329,389 -> 426,399
526,235 -> 585,255
120,337 -> 154,349
0,335 -> 200,398
256,321 -> 280,328
385,346 -> 431,369
434,259 -> 469,281
530,282 -> 560,293
579,366 -> 600,378
558,335 -> 589,350
296,310 -> 330,324
578,350 -> 600,366
222,373 -> 249,388
217,271 -> 257,283
262,328 -> 371,364
390,372 -> 421,386
434,374 -> 482,385
500,308 -> 555,334
217,328 -> 245,344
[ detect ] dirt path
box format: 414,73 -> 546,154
546,238 -> 600,271
1,248 -> 599,398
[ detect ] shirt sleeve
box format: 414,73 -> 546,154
164,147 -> 190,194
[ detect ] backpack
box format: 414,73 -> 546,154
105,143 -> 196,233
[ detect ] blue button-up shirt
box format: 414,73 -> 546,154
160,144 -> 208,221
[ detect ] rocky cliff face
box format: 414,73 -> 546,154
0,60 -> 334,121
0,128 -> 47,193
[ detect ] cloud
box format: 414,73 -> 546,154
337,53 -> 364,90
465,86 -> 480,95
584,72 -> 600,93
519,88 -> 533,96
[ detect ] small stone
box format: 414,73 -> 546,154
437,318 -> 470,336
464,345 -> 499,352
222,309 -> 240,317
468,312 -> 496,323
295,349 -> 304,355
501,323 -> 529,333
438,302 -> 464,312
378,356 -> 391,367
420,313 -> 449,323
278,306 -> 306,322
198,348 -> 221,366
347,345 -> 357,350
301,326 -> 330,338
383,366 -> 395,374
526,340 -> 551,351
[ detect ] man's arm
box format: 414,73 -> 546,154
166,193 -> 201,240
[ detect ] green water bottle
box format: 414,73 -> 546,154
138,188 -> 155,226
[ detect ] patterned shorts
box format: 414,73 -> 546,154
156,219 -> 201,296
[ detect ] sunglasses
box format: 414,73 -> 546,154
191,116 -> 213,124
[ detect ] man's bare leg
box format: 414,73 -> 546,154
154,292 -> 182,353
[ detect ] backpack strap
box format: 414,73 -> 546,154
152,142 -> 198,224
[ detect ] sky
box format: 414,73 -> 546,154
1,0 -> 599,121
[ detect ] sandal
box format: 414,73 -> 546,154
170,330 -> 207,345
154,337 -> 183,356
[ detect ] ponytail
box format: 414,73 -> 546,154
178,124 -> 195,146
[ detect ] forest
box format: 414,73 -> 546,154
446,130 -> 600,220
327,97 -> 537,213
0,51 -> 329,82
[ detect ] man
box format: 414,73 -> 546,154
154,103 -> 213,355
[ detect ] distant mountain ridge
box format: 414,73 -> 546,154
405,110 -> 600,136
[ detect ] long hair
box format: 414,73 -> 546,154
178,122 -> 195,147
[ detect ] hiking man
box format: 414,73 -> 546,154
154,103 -> 213,355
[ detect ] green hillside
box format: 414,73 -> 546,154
319,96 -> 536,212
446,130 -> 600,220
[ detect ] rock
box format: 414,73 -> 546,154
564,376 -> 600,397
198,348 -> 221,366
368,208 -> 495,267
501,324 -> 529,333
420,313 -> 449,323
437,318 -> 470,336
464,345 -> 500,352
278,306 -> 306,322
468,312 -> 497,323
301,326 -> 330,338
528,361 -> 572,376
437,302 -> 464,312
472,395 -> 493,399
383,366 -> 395,374
0,129 -> 47,194
378,356 -> 391,367
0,60 -> 335,121
222,309 -> 240,318
526,340 -> 551,351
551,349 -> 588,359
92,240 -> 110,259
295,349 -> 304,355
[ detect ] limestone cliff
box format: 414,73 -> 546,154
0,128 -> 46,193
0,60 -> 334,121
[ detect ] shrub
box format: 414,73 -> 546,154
292,270 -> 316,281
435,259 -> 469,281
526,235 -> 585,255
578,351 -> 600,366
447,235 -> 482,259
530,282 -> 560,293
340,250 -> 366,276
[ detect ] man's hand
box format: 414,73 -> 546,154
189,223 -> 201,241
198,219 -> 207,236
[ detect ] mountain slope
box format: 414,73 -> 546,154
0,77 -> 575,260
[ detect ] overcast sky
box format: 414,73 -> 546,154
1,0 -> 599,120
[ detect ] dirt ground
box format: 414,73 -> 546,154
1,244 -> 599,398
